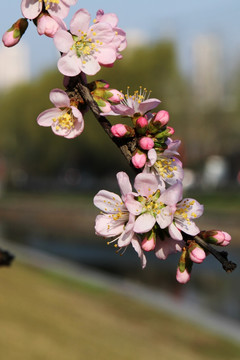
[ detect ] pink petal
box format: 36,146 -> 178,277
89,22 -> 115,44
54,29 -> 74,53
64,119 -> 84,139
131,236 -> 147,269
147,149 -> 157,166
116,172 -> 132,197
48,1 -> 70,19
110,104 -> 135,116
93,190 -> 124,213
138,98 -> 161,114
50,89 -> 70,107
96,12 -> 119,27
159,182 -> 183,206
21,0 -> 42,19
176,219 -> 200,237
134,173 -> 158,197
95,214 -> 124,237
133,213 -> 156,233
155,237 -> 183,260
156,206 -> 174,229
81,56 -> 101,75
125,194 -> 143,216
70,8 -> 91,35
52,123 -> 71,137
37,108 -> 61,127
97,46 -> 117,65
63,0 -> 78,5
57,53 -> 81,76
168,223 -> 183,240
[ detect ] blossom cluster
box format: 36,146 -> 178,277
2,1 -> 234,283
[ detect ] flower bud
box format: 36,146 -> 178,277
141,231 -> 156,251
107,89 -> 122,103
220,231 -> 231,247
200,230 -> 225,245
132,150 -> 147,169
176,247 -> 193,284
111,124 -> 135,138
188,242 -> 206,264
37,13 -> 60,37
2,18 -> 28,47
166,126 -> 175,135
176,268 -> 191,284
153,110 -> 169,127
135,116 -> 148,135
139,137 -> 154,151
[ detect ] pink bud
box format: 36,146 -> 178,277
132,151 -> 147,169
2,18 -> 28,47
176,268 -> 191,284
99,101 -> 112,113
166,126 -> 175,135
154,110 -> 169,126
201,230 -> 225,245
136,116 -> 148,128
108,89 -> 122,103
220,231 -> 231,247
189,247 -> 206,264
139,137 -> 154,150
37,14 -> 60,38
111,124 -> 127,137
141,236 -> 156,251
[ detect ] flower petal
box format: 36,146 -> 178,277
21,0 -> 42,19
156,206 -> 174,229
134,173 -> 158,197
81,56 -> 101,76
131,236 -> 147,269
133,213 -> 156,233
95,214 -> 124,237
125,194 -> 143,216
57,53 -> 81,76
50,89 -> 70,107
116,172 -> 132,198
54,29 -> 74,53
155,237 -> 183,260
70,8 -> 91,35
93,190 -> 124,213
168,223 -> 183,240
37,108 -> 61,127
159,182 -> 183,206
138,98 -> 161,114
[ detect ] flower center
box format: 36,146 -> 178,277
120,86 -> 152,110
155,157 -> 177,179
175,200 -> 196,224
52,109 -> 75,131
138,190 -> 164,217
72,30 -> 101,63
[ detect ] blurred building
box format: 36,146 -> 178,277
192,35 -> 224,108
0,42 -> 30,90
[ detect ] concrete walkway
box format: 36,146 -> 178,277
1,238 -> 240,343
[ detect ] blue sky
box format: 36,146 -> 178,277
1,0 -> 240,77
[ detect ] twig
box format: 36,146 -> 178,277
193,235 -> 236,272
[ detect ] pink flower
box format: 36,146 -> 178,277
94,172 -> 146,268
37,13 -> 66,38
103,87 -> 160,117
188,244 -> 206,264
168,197 -> 204,240
95,9 -> 127,60
132,151 -> 147,169
2,18 -> 28,47
54,8 -> 122,76
37,88 -> 84,138
111,124 -> 127,137
141,231 -> 156,251
144,139 -> 184,187
153,110 -> 169,127
176,268 -> 191,284
21,0 -> 77,20
139,137 -> 154,151
201,230 -> 231,246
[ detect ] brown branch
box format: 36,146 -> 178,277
0,248 -> 14,267
66,75 -> 139,172
192,235 -> 236,272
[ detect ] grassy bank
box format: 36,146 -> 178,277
0,262 -> 239,360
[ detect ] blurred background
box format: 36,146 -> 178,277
0,1 -> 239,359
